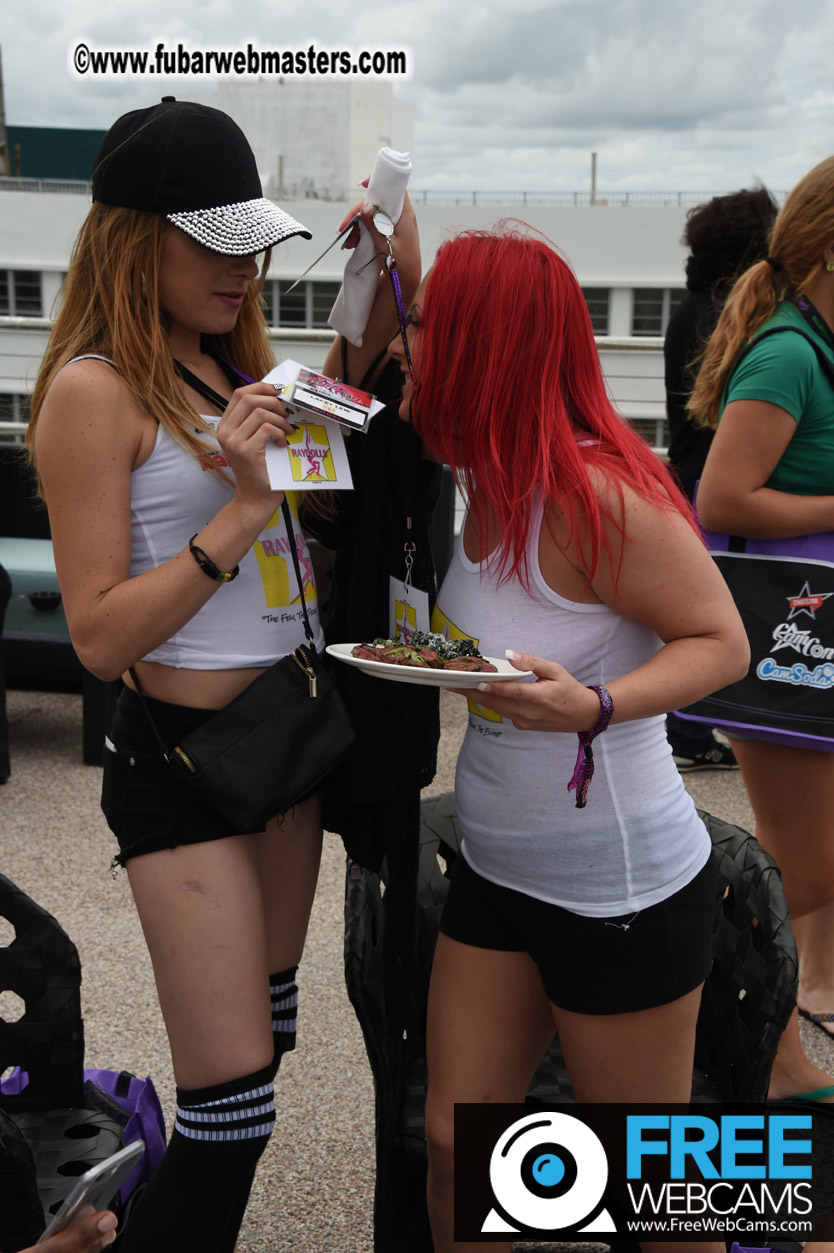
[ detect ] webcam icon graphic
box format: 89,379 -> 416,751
482,1111 -> 616,1234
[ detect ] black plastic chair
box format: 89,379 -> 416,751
344,793 -> 799,1252
0,562 -> 10,784
0,876 -> 125,1234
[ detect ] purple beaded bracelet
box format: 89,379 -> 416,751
567,684 -> 614,809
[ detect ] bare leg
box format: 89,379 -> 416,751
426,938 -> 721,1253
122,805 -> 323,1250
127,833 -> 275,1088
425,936 -> 556,1253
731,740 -> 834,916
253,797 -> 322,975
127,799 -> 322,1088
731,739 -> 834,1099
553,988 -> 723,1253
796,907 -> 834,1040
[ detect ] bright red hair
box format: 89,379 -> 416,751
411,224 -> 696,587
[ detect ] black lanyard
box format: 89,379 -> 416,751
171,355 -> 315,646
794,295 -> 834,356
173,359 -> 229,413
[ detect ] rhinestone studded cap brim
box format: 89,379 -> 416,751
167,198 -> 312,255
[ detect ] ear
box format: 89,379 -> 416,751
823,243 -> 834,269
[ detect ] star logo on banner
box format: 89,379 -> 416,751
787,581 -> 834,620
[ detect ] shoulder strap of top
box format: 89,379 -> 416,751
65,353 -> 119,369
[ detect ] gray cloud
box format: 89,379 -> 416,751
3,0 -> 833,193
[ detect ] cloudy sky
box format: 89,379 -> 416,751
3,0 -> 833,196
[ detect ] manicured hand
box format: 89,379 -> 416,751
218,381 -> 295,508
337,184 -> 416,256
459,651 -> 602,734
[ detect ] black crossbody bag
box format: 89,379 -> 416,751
129,363 -> 355,831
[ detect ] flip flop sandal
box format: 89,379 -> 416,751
798,1006 -> 834,1040
769,1082 -> 834,1113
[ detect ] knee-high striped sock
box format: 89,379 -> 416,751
117,1065 -> 275,1253
173,1067 -> 276,1142
270,966 -> 298,1073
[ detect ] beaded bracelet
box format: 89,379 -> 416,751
567,684 -> 614,809
188,535 -> 239,584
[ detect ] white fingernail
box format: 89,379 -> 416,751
505,649 -> 520,661
477,682 -> 492,692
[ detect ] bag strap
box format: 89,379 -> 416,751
173,359 -> 229,412
732,324 -> 834,393
128,499 -> 312,761
170,360 -> 314,639
129,364 -> 318,753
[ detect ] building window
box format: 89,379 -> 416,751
0,394 -> 31,445
631,287 -> 687,336
0,271 -> 43,317
629,416 -> 670,449
261,279 -> 342,328
310,281 -> 341,328
581,288 -> 610,335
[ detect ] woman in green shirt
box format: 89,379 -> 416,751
695,154 -> 834,1104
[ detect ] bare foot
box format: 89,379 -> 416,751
798,973 -> 834,1040
797,1002 -> 834,1040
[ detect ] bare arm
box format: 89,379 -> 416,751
35,360 -> 293,681
696,397 -> 834,537
470,484 -> 750,733
321,192 -> 420,388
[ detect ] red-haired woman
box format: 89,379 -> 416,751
387,227 -> 749,1253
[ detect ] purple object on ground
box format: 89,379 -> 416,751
1,1066 -> 166,1206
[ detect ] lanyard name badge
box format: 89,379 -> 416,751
389,555 -> 430,643
368,205 -> 426,640
292,201 -> 425,640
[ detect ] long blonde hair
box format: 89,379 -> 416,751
27,203 -> 274,489
689,154 -> 834,428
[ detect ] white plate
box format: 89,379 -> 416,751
326,642 -> 534,688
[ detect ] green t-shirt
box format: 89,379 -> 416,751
722,301 -> 834,495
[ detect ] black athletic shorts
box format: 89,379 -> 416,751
439,851 -> 716,1015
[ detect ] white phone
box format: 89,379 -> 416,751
36,1140 -> 145,1243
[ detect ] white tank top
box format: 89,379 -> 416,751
434,500 -> 710,917
68,355 -> 323,669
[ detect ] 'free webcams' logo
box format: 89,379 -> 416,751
458,1105 -> 817,1241
481,1112 -> 616,1234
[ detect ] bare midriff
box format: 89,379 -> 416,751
124,661 -> 269,710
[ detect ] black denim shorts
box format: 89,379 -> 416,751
439,852 -> 716,1015
102,686 -> 268,866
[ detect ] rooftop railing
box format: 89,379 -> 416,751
0,177 -> 788,208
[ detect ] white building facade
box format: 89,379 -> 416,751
0,186 -> 695,448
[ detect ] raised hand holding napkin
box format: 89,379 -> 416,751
329,147 -> 412,346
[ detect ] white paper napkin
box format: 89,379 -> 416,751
329,146 -> 412,347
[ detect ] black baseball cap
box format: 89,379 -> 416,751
92,97 -> 311,255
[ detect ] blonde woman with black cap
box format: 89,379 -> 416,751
26,98 -> 420,1250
